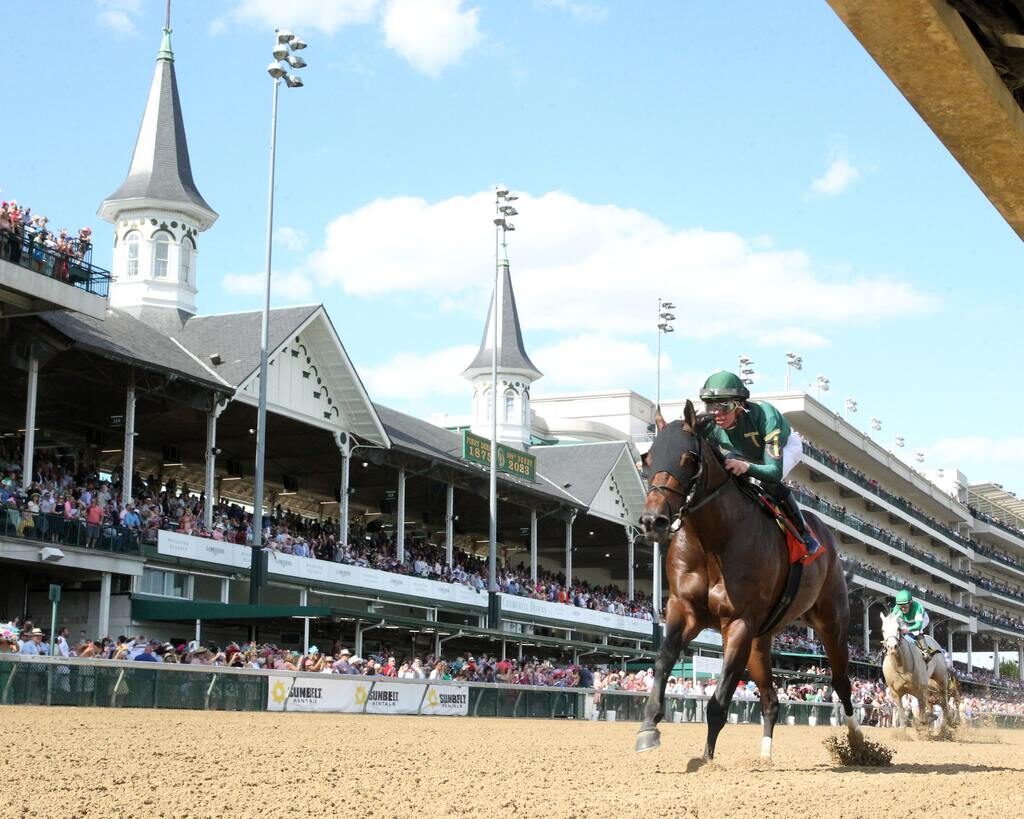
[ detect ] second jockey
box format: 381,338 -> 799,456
892,589 -> 932,657
698,370 -> 820,557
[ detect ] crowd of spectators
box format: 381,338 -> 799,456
804,440 -> 1024,579
1,448 -> 653,620
791,480 -> 1024,612
0,198 -> 93,280
969,505 -> 1024,544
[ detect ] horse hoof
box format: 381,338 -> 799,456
635,729 -> 661,753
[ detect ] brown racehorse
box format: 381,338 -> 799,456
634,402 -> 862,761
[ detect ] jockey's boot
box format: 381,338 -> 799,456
773,486 -> 821,557
915,634 -> 934,662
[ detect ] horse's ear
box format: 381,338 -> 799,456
683,399 -> 697,432
654,407 -> 666,431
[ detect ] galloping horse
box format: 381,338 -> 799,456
880,611 -> 955,729
635,403 -> 861,761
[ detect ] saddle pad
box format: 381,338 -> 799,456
786,528 -> 825,565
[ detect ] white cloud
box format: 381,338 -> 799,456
532,335 -> 655,392
926,436 -> 1024,465
537,0 -> 608,23
810,151 -> 860,196
96,0 -> 142,35
359,344 -> 477,400
381,0 -> 481,76
212,0 -> 480,76
310,189 -> 938,344
211,0 -> 380,36
275,226 -> 309,252
221,270 -> 315,302
754,327 -> 830,349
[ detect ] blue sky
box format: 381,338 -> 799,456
7,1 -> 1024,494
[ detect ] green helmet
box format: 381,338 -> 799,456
896,589 -> 913,605
699,371 -> 750,402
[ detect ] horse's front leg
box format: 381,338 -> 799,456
636,596 -> 699,753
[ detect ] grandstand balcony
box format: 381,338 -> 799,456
0,237 -> 110,321
796,491 -> 973,591
801,441 -> 974,558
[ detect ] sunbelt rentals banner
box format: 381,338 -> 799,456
266,676 -> 470,715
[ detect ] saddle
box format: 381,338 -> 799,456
735,480 -> 823,565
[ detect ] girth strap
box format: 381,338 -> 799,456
757,563 -> 803,637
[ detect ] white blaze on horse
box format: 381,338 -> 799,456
880,612 -> 954,729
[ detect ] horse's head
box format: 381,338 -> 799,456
639,399 -> 703,544
880,611 -> 902,657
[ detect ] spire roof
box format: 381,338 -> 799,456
98,26 -> 216,228
463,260 -> 542,381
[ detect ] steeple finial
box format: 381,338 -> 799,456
158,0 -> 174,62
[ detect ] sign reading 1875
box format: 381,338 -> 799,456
461,430 -> 536,482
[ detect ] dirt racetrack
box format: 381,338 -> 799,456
1,708 -> 1022,818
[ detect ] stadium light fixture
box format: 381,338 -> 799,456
656,298 -> 675,407
785,351 -> 802,391
870,417 -> 882,432
844,397 -> 857,419
252,31 -> 309,605
815,375 -> 830,400
738,355 -> 755,386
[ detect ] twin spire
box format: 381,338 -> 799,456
98,6 -> 216,229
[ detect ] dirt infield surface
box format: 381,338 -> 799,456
1,708 -> 1022,818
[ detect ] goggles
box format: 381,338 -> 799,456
705,400 -> 740,415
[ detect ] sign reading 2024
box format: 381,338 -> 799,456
461,430 -> 536,482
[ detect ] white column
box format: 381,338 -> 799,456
340,442 -> 351,547
627,529 -> 634,600
947,629 -> 954,656
993,639 -> 1000,679
300,588 -> 309,654
203,411 -> 217,528
97,572 -> 111,639
396,467 -> 406,563
966,632 -> 973,672
863,602 -> 871,655
123,383 -> 136,501
220,577 -> 229,604
530,509 -> 538,583
564,514 -> 573,585
21,350 -> 39,491
1018,643 -> 1024,681
445,481 -> 454,568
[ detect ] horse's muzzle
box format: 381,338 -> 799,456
640,511 -> 671,541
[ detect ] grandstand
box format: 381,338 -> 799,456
1,11 -> 1022,709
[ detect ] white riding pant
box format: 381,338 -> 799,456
781,431 -> 804,479
903,610 -> 930,639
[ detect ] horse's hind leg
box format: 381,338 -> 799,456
808,601 -> 861,742
746,636 -> 779,759
704,618 -> 753,761
636,597 -> 699,753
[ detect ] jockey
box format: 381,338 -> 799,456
698,370 -> 820,556
892,589 -> 930,655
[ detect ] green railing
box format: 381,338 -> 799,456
0,656 -> 265,711
0,511 -> 142,556
3,657 -> 1020,728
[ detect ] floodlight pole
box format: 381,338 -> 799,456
250,76 -> 279,604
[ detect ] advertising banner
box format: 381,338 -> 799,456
266,675 -> 365,712
421,684 -> 470,716
362,680 -> 425,715
157,530 -> 251,569
498,593 -> 651,636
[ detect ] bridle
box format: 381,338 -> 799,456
647,433 -> 729,521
